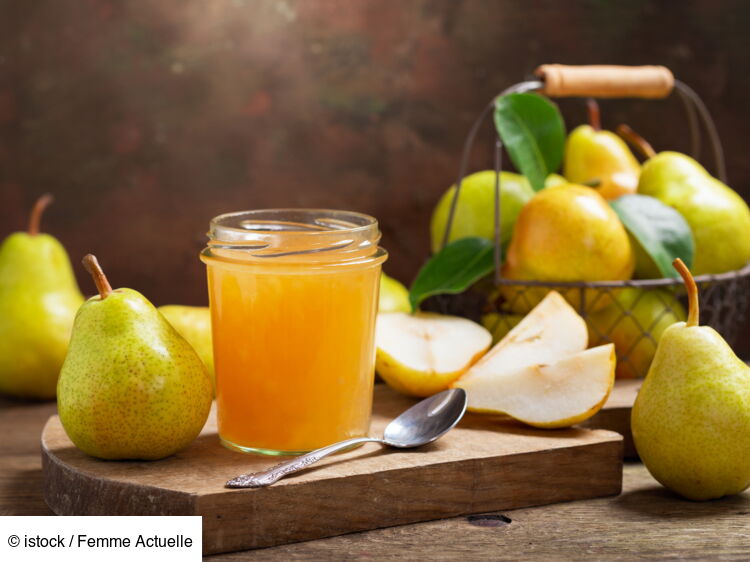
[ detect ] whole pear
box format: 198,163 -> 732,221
587,288 -> 685,378
632,259 -> 750,500
378,273 -> 410,313
57,255 -> 213,460
0,196 -> 84,399
158,305 -> 214,388
564,100 -> 640,200
430,170 -> 534,253
501,184 -> 634,312
638,152 -> 750,275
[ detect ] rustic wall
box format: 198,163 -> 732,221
1,0 -> 749,347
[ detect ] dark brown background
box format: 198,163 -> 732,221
1,1 -> 749,351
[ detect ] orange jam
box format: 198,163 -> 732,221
201,210 -> 386,455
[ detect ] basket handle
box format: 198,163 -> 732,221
535,64 -> 674,99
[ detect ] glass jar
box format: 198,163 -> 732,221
200,209 -> 387,455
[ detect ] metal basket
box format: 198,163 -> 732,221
435,65 -> 750,377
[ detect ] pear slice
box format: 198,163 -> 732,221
465,291 -> 588,382
375,312 -> 491,397
456,344 -> 616,428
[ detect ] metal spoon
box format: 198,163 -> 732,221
225,388 -> 467,488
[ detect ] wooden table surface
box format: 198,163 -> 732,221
2,396 -> 749,561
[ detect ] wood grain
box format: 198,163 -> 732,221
536,64 -> 674,98
42,385 -> 623,555
208,462 -> 750,562
0,398 -> 55,516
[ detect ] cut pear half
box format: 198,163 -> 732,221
466,290 -> 588,381
376,312 -> 492,397
455,344 -> 616,428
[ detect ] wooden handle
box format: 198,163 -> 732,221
535,64 -> 674,99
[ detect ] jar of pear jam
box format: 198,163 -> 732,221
200,209 -> 387,455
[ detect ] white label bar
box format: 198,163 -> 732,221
0,516 -> 201,561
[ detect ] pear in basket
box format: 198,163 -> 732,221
564,100 -> 641,200
619,125 -> 750,276
500,184 -> 634,313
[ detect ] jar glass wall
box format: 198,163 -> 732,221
200,209 -> 387,455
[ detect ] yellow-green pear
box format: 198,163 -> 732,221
587,288 -> 685,378
57,255 -> 213,460
0,195 -> 84,399
430,170 -> 534,253
563,100 -> 640,200
638,152 -> 750,275
501,184 -> 634,312
158,305 -> 214,387
378,273 -> 410,313
632,259 -> 750,500
619,124 -> 750,275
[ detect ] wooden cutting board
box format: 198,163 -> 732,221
42,384 -> 626,555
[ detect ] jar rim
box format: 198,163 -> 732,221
208,208 -> 378,242
202,208 -> 385,264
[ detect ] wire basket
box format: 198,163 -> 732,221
434,65 -> 750,378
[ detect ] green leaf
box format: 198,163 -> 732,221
409,237 -> 496,311
494,93 -> 565,191
610,194 -> 695,277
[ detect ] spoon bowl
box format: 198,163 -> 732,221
382,388 -> 468,448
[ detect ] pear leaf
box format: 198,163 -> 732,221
610,194 -> 695,277
494,93 -> 566,191
409,237 -> 495,311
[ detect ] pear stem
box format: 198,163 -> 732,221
587,99 -> 601,131
82,254 -> 113,300
673,258 -> 699,327
616,124 -> 657,159
28,194 -> 54,236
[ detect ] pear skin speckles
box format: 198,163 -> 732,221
57,288 -> 213,460
632,323 -> 750,500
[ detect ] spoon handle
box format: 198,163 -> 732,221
225,437 -> 381,488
